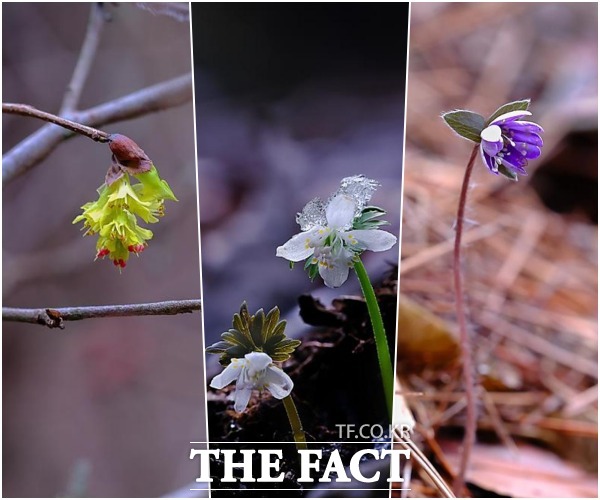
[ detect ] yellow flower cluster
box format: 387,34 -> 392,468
73,166 -> 177,269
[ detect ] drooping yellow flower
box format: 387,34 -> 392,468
73,165 -> 177,269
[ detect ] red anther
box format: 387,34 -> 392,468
113,259 -> 119,267
128,244 -> 145,253
119,259 -> 126,268
97,248 -> 110,258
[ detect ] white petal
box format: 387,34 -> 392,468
319,262 -> 351,288
344,229 -> 397,252
209,360 -> 244,389
326,194 -> 356,229
245,352 -> 272,372
276,227 -> 322,261
233,387 -> 253,412
264,366 -> 294,399
490,110 -> 531,125
480,124 -> 502,142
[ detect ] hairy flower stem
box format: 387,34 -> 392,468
453,144 -> 480,496
353,257 -> 394,422
282,395 -> 308,451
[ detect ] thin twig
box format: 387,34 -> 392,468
60,3 -> 107,114
394,431 -> 455,498
482,389 -> 519,456
2,299 -> 202,329
452,144 -> 479,496
3,73 -> 193,184
2,104 -> 111,142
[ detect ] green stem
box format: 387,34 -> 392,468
353,257 -> 394,421
282,395 -> 308,450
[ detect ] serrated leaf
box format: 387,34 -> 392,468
442,110 -> 485,143
498,164 -> 519,181
486,99 -> 530,125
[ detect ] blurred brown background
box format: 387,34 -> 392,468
398,3 -> 597,497
3,3 -> 204,497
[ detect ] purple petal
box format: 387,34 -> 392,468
480,147 -> 499,174
501,159 -> 528,175
504,120 -> 544,135
481,138 -> 503,157
501,148 -> 528,174
513,142 -> 542,159
504,143 -> 528,161
509,131 -> 544,147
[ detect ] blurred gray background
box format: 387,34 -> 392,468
192,4 -> 409,372
3,3 -> 204,497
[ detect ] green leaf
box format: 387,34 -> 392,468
442,110 -> 485,143
274,338 -> 302,352
224,345 -> 248,362
222,330 -> 254,349
271,321 -> 286,339
359,207 -> 386,220
205,341 -> 229,354
270,335 -> 301,362
497,164 -> 519,181
249,308 -> 265,346
486,99 -> 530,125
264,313 -> 285,343
263,307 -> 280,338
239,302 -> 251,329
232,313 -> 246,336
355,220 -> 390,230
308,264 -> 319,280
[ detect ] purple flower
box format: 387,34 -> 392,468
479,110 -> 543,179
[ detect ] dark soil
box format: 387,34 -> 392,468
206,269 -> 399,497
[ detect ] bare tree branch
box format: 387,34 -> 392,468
136,2 -> 190,22
3,299 -> 202,329
3,103 -> 111,142
79,73 -> 193,124
3,73 -> 193,185
60,3 -> 107,114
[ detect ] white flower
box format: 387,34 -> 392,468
209,352 -> 293,412
276,176 -> 397,288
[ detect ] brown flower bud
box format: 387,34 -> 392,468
108,133 -> 153,174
